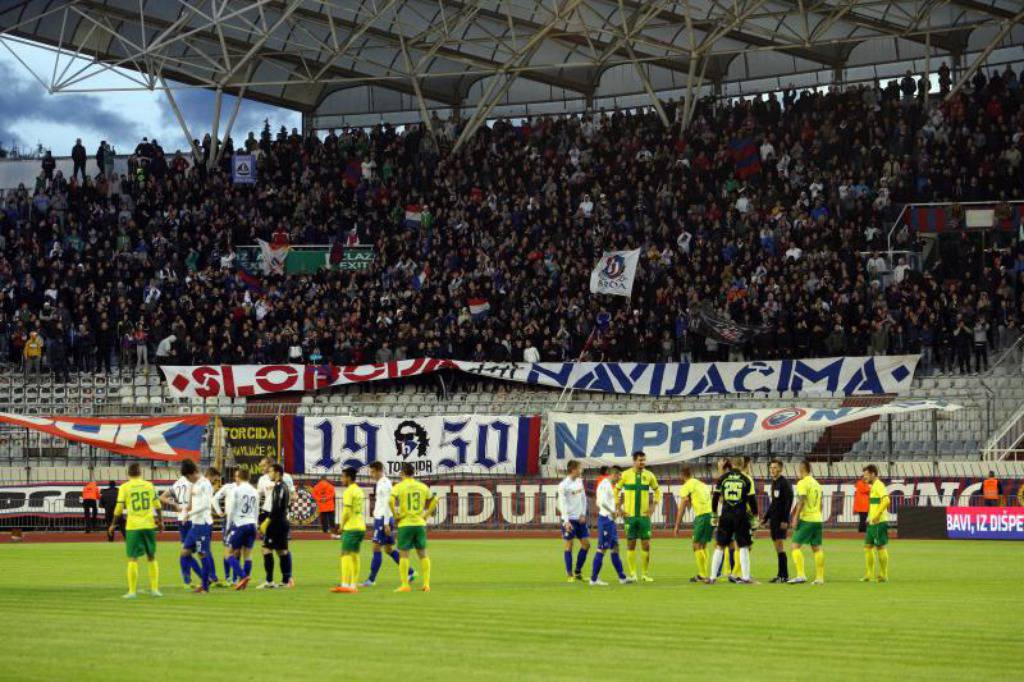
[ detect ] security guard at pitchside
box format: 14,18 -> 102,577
982,471 -> 1003,507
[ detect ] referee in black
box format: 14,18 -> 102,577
763,458 -> 793,583
258,464 -> 294,589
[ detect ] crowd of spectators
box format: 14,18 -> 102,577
1,62 -> 1023,382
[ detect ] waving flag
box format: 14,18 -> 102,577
589,249 -> 640,297
236,269 -> 264,295
257,238 -> 289,275
0,413 -> 209,461
412,264 -> 430,291
468,297 -> 491,320
730,137 -> 762,179
404,204 -> 422,230
343,160 -> 362,187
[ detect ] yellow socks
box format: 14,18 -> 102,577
147,560 -> 159,592
791,549 -> 806,579
626,549 -> 637,576
878,548 -> 889,579
694,549 -> 705,577
420,557 -> 431,588
340,556 -> 350,585
399,558 -> 410,587
126,561 -> 139,594
641,550 -> 650,575
864,547 -> 875,578
352,555 -> 361,585
814,549 -> 825,581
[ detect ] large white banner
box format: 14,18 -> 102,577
549,400 -> 961,465
281,414 -> 541,478
589,249 -> 640,297
162,356 -> 919,399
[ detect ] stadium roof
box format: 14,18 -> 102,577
1,0 -> 1022,142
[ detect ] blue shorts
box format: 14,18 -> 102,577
372,518 -> 396,546
178,520 -> 192,544
183,523 -> 212,555
227,523 -> 256,550
561,519 -> 590,541
597,516 -> 619,551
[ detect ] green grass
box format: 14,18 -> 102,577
1,538 -> 1022,681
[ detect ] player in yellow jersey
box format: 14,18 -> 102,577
788,460 -> 824,585
615,451 -> 661,582
332,467 -> 366,594
108,462 -> 163,598
861,464 -> 890,583
673,466 -> 713,582
390,463 -> 438,593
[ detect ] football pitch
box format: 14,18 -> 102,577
1,538 -> 1022,681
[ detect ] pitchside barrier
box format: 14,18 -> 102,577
2,475 -> 1020,533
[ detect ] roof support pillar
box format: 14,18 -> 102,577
831,63 -> 845,92
946,8 -> 1024,101
208,86 -> 223,169
160,77 -> 202,163
626,44 -> 669,127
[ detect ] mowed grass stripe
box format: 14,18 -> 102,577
1,539 -> 1022,681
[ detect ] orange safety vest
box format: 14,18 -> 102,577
82,482 -> 100,501
853,480 -> 871,513
982,478 -> 999,500
311,481 -> 336,512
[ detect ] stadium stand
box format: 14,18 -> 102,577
1,73 -> 1024,371
1,66 -> 1023,484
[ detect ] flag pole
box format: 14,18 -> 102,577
539,325 -> 600,473
541,249 -> 638,473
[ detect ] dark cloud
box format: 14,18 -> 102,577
0,59 -> 141,153
159,86 -> 300,147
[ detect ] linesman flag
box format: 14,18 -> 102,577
589,249 -> 640,298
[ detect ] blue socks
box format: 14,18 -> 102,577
368,550 -> 410,582
574,548 -> 589,575
591,552 -> 604,581
227,556 -> 243,581
610,553 -> 626,579
200,555 -> 215,589
179,555 -> 203,584
243,559 -> 252,578
563,550 -> 573,576
368,552 -> 384,582
280,553 -> 292,582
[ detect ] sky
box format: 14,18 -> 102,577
0,41 -> 300,157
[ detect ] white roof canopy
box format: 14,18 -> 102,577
1,0 -> 1021,131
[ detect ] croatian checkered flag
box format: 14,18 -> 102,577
589,249 -> 640,298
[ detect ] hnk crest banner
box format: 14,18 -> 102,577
281,414 -> 541,477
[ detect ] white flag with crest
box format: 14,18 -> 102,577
589,249 -> 640,297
